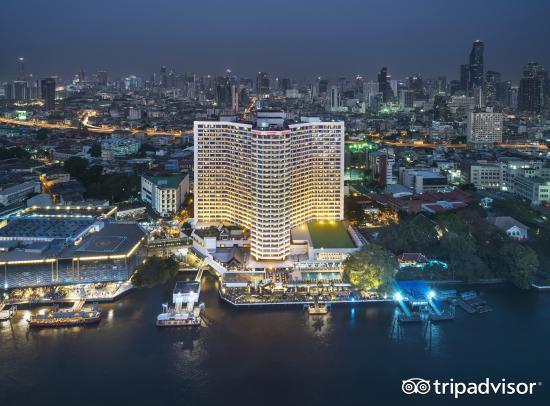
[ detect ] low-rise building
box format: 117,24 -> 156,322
513,176 -> 550,205
487,216 -> 529,240
0,181 -> 40,206
141,173 -> 189,216
398,167 -> 448,194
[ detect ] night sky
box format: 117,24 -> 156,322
1,0 -> 549,82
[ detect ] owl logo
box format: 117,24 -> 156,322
402,378 -> 431,395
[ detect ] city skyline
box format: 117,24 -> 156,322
1,0 -> 550,81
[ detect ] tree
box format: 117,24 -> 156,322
378,215 -> 438,255
499,243 -> 539,289
345,196 -> 365,225
131,256 -> 179,287
342,244 -> 397,291
89,144 -> 101,157
63,156 -> 89,179
0,146 -> 30,160
85,173 -> 139,203
36,128 -> 51,142
440,231 -> 487,282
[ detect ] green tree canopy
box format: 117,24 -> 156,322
89,143 -> 101,157
440,231 -> 488,282
36,128 -> 51,141
499,243 -> 539,289
342,244 -> 397,291
131,256 -> 179,288
63,156 -> 89,179
0,146 -> 30,160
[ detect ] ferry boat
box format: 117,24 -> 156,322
306,297 -> 329,315
28,305 -> 101,328
156,281 -> 204,327
156,304 -> 202,327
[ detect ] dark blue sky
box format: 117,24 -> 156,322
1,0 -> 549,82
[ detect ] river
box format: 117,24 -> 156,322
1,275 -> 549,406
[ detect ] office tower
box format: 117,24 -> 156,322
280,78 -> 291,92
460,64 -> 470,93
496,80 -> 512,108
399,90 -> 415,110
467,108 -> 504,144
469,40 -> 485,91
17,57 -> 25,80
230,85 -> 239,113
13,81 -> 28,101
484,70 -> 501,107
436,76 -> 447,94
408,75 -> 424,99
363,81 -> 379,103
317,79 -> 328,96
78,67 -> 86,82
378,67 -> 394,102
256,72 -> 270,96
160,66 -> 168,87
215,75 -> 231,107
329,85 -> 340,111
450,80 -> 461,96
194,112 -> 344,261
96,70 -> 108,86
518,62 -> 548,113
41,78 -> 56,110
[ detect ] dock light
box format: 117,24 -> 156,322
427,290 -> 436,300
393,292 -> 403,302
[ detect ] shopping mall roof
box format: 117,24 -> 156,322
0,217 -> 96,241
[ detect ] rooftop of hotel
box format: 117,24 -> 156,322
199,111 -> 337,131
292,220 -> 356,250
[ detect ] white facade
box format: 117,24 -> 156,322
467,110 -> 504,144
194,115 -> 344,261
0,181 -> 41,206
141,174 -> 189,216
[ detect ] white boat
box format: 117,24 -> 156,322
308,303 -> 329,315
156,303 -> 203,327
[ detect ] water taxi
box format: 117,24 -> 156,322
28,305 -> 101,327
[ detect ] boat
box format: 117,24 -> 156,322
307,302 -> 329,315
28,304 -> 101,328
156,303 -> 203,327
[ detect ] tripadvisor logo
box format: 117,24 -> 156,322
402,378 -> 541,398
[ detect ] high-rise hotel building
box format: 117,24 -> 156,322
194,112 -> 344,261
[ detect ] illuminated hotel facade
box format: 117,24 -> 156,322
194,112 -> 344,261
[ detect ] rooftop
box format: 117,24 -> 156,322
0,217 -> 96,240
143,173 -> 188,189
306,221 -> 356,249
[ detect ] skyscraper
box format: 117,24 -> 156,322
469,40 -> 485,91
484,70 -> 501,107
378,67 -> 394,102
194,112 -> 344,261
17,57 -> 26,80
41,78 -> 56,110
256,72 -> 270,96
460,64 -> 470,93
329,85 -> 340,111
518,62 -> 548,113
